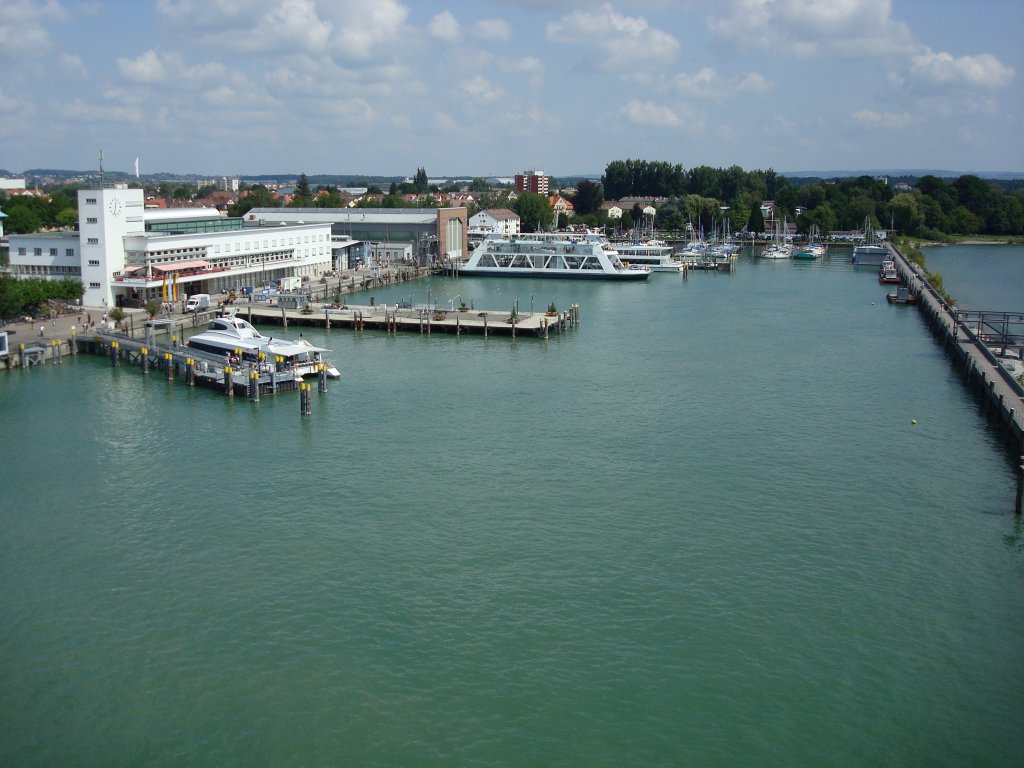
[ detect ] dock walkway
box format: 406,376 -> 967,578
234,302 -> 581,338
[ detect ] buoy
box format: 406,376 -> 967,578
911,419 -> 917,425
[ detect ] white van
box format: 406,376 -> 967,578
186,294 -> 211,312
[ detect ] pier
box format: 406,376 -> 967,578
888,244 -> 1024,511
75,330 -> 314,400
234,301 -> 581,338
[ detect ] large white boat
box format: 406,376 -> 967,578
187,314 -> 341,378
852,217 -> 889,266
613,240 -> 683,272
459,231 -> 651,280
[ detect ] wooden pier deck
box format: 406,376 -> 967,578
232,301 -> 581,338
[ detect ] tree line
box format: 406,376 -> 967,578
600,159 -> 1024,238
0,275 -> 84,321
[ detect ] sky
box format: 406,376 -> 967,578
1,0 -> 1022,178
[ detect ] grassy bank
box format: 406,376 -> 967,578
894,236 -> 955,306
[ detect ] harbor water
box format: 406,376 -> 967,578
2,247 -> 1023,766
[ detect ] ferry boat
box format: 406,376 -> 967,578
613,240 -> 683,272
187,314 -> 341,378
459,231 -> 651,280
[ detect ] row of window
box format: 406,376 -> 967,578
16,247 -> 77,257
11,265 -> 82,276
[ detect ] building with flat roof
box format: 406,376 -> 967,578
7,185 -> 334,309
244,207 -> 467,267
515,170 -> 549,195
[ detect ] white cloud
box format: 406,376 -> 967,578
547,3 -> 680,71
57,52 -> 86,76
156,0 -> 408,61
0,0 -> 67,57
621,100 -> 681,128
434,111 -> 457,131
472,19 -> 511,42
54,97 -> 143,124
910,48 -> 1014,89
852,109 -> 914,129
500,57 -> 545,86
671,68 -> 771,100
461,75 -> 503,104
428,11 -> 460,43
117,50 -> 166,84
707,0 -> 912,57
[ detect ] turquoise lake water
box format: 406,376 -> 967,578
2,246 -> 1023,766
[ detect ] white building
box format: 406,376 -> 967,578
7,184 -> 333,309
468,208 -> 520,238
0,178 -> 27,191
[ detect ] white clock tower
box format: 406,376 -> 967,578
78,185 -> 144,307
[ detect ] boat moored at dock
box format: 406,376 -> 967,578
187,313 -> 340,377
459,231 -> 651,280
613,240 -> 683,272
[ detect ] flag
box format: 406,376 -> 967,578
172,273 -> 178,302
161,273 -> 168,301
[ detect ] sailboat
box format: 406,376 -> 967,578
761,218 -> 791,259
794,224 -> 825,260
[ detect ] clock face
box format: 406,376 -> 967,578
108,198 -> 122,217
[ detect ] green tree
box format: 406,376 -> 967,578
514,191 -> 553,232
290,173 -> 313,207
5,206 -> 41,233
229,185 -> 277,217
572,180 -> 603,216
56,208 -> 78,228
413,167 -> 429,194
890,193 -> 924,236
747,205 -> 765,235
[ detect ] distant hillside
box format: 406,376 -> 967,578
780,169 -> 1024,180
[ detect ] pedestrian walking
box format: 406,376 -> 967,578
39,325 -> 45,337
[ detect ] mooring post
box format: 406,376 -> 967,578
317,362 -> 327,393
1016,454 -> 1023,515
325,308 -> 331,329
164,352 -> 173,380
483,314 -> 488,337
111,340 -> 119,367
141,347 -> 149,374
185,357 -> 195,386
70,327 -> 77,355
281,304 -> 288,329
224,365 -> 233,396
249,369 -> 260,402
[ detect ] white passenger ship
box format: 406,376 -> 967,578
459,231 -> 651,280
187,314 -> 341,378
612,240 -> 683,272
